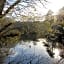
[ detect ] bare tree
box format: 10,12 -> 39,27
0,0 -> 48,18
0,0 -> 20,18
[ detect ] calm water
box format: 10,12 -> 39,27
5,39 -> 54,64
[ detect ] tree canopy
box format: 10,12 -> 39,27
0,0 -> 48,18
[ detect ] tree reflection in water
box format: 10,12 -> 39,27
5,40 -> 54,64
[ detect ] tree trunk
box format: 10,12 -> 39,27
0,0 -> 6,15
0,0 -> 20,18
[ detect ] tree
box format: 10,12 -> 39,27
0,0 -> 48,18
45,10 -> 54,21
57,7 -> 64,22
46,23 -> 64,58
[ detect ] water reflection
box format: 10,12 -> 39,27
53,48 -> 61,59
5,39 -> 54,64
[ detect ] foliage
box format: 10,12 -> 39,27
45,10 -> 54,22
43,7 -> 64,57
19,21 -> 51,40
46,7 -> 64,48
45,21 -> 64,57
0,17 -> 21,48
0,18 -> 52,47
57,7 -> 64,22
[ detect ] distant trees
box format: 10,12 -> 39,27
18,21 -> 52,41
45,10 -> 54,22
0,14 -> 53,48
57,7 -> 64,22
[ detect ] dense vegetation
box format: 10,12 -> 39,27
0,17 -> 52,47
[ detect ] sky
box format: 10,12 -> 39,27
36,0 -> 64,15
21,0 -> 64,16
47,0 -> 64,14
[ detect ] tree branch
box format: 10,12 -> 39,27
0,0 -> 6,15
0,0 -> 21,18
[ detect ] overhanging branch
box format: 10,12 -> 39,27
0,0 -> 21,18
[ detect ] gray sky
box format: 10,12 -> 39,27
36,0 -> 64,15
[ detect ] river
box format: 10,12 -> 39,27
4,39 -> 55,64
